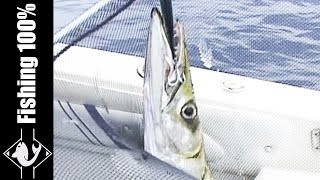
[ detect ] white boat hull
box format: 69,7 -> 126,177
54,44 -> 320,178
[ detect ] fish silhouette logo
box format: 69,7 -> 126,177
12,141 -> 42,167
3,129 -> 52,179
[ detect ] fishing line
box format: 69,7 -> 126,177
53,0 -> 137,61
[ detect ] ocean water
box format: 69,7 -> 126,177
54,0 -> 320,91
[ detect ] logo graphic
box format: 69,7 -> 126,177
12,141 -> 42,167
3,129 -> 52,179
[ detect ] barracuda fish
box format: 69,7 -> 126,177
143,7 -> 212,180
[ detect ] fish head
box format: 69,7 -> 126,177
12,142 -> 28,159
144,7 -> 202,158
143,7 -> 212,179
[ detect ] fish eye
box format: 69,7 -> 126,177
181,102 -> 197,122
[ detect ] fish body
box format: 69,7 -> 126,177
143,7 -> 212,180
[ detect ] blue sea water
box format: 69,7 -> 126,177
54,0 -> 320,91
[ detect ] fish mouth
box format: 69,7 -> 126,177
150,8 -> 186,106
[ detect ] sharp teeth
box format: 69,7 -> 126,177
173,26 -> 179,59
174,34 -> 178,41
173,26 -> 178,38
173,34 -> 178,38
